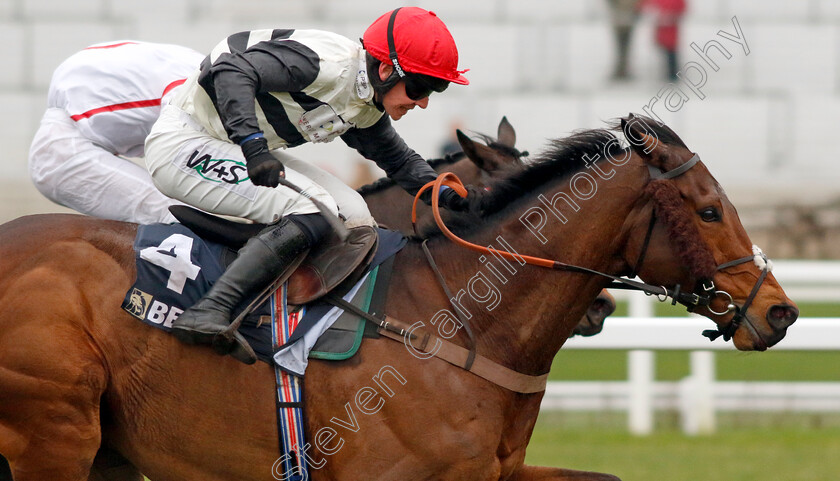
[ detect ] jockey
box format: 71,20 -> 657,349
145,7 -> 472,363
29,41 -> 204,224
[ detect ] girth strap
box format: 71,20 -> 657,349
323,295 -> 548,394
377,316 -> 549,394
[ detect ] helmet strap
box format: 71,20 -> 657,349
387,7 -> 406,78
365,54 -> 399,111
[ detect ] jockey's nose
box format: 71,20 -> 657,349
415,96 -> 429,109
767,304 -> 798,330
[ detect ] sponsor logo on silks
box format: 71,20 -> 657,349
186,150 -> 249,184
125,288 -> 153,320
355,68 -> 370,99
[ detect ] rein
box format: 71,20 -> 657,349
412,153 -> 775,349
410,171 -> 713,311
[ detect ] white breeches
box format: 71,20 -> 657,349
29,108 -> 180,224
145,104 -> 374,227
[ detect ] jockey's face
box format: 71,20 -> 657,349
378,63 -> 429,121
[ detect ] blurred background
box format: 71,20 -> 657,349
2,1 -> 839,479
3,0 -> 840,259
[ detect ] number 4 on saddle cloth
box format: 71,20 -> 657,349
120,214 -> 407,373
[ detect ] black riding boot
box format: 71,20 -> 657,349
171,217 -> 312,364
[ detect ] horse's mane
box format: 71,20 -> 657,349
477,129 -> 624,216
416,114 -> 691,239
356,152 -> 466,196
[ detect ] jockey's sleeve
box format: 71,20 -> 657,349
342,115 -> 438,196
198,38 -> 319,144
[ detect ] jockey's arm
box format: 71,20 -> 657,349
198,38 -> 317,144
341,115 -> 437,197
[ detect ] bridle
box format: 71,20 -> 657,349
632,154 -> 775,343
413,152 -> 776,348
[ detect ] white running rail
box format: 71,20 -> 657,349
542,260 -> 840,436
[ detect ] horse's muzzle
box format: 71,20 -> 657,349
751,303 -> 799,349
767,304 -> 799,331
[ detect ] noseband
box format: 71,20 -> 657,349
701,246 -> 774,341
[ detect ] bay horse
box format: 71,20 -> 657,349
360,116 -> 614,336
0,115 -> 797,481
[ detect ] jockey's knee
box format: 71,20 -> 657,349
286,213 -> 331,245
28,165 -> 52,198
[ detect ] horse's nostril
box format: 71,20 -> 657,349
592,298 -> 616,316
767,304 -> 799,330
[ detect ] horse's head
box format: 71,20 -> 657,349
571,289 -> 616,337
619,115 -> 798,351
456,116 -> 527,177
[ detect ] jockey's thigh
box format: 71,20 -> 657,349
146,105 -> 338,225
29,108 -> 179,224
272,151 -> 376,229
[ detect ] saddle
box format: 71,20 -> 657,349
168,206 -> 378,305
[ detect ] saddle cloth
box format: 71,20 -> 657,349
121,223 -> 405,364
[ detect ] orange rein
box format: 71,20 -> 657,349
411,172 -> 560,269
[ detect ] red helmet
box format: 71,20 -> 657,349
363,7 -> 469,85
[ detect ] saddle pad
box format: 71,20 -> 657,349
121,223 -> 406,364
274,266 -> 378,370
283,228 -> 405,360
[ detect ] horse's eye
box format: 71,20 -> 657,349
698,207 -> 721,222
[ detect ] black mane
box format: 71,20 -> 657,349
416,114 -> 687,238
476,129 -> 624,216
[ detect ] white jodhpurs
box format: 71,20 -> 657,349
29,108 -> 181,224
145,104 -> 375,227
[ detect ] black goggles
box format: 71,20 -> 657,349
403,74 -> 449,101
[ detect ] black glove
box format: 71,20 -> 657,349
241,137 -> 284,187
439,186 -> 474,212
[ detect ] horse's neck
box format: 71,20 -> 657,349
393,162 -> 645,375
443,158 -> 482,183
364,186 -> 415,233
364,158 -> 484,234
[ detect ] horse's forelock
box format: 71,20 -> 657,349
609,114 -> 689,149
645,180 -> 717,280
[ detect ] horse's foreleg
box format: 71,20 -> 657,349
506,464 -> 621,481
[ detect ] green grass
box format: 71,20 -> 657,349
532,301 -> 840,479
550,301 -> 840,382
526,412 -> 840,481
550,349 -> 840,381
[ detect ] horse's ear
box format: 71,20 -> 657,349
458,130 -> 501,172
620,115 -> 664,166
457,129 -> 478,158
497,116 -> 516,149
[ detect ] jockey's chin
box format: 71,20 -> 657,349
381,84 -> 429,121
